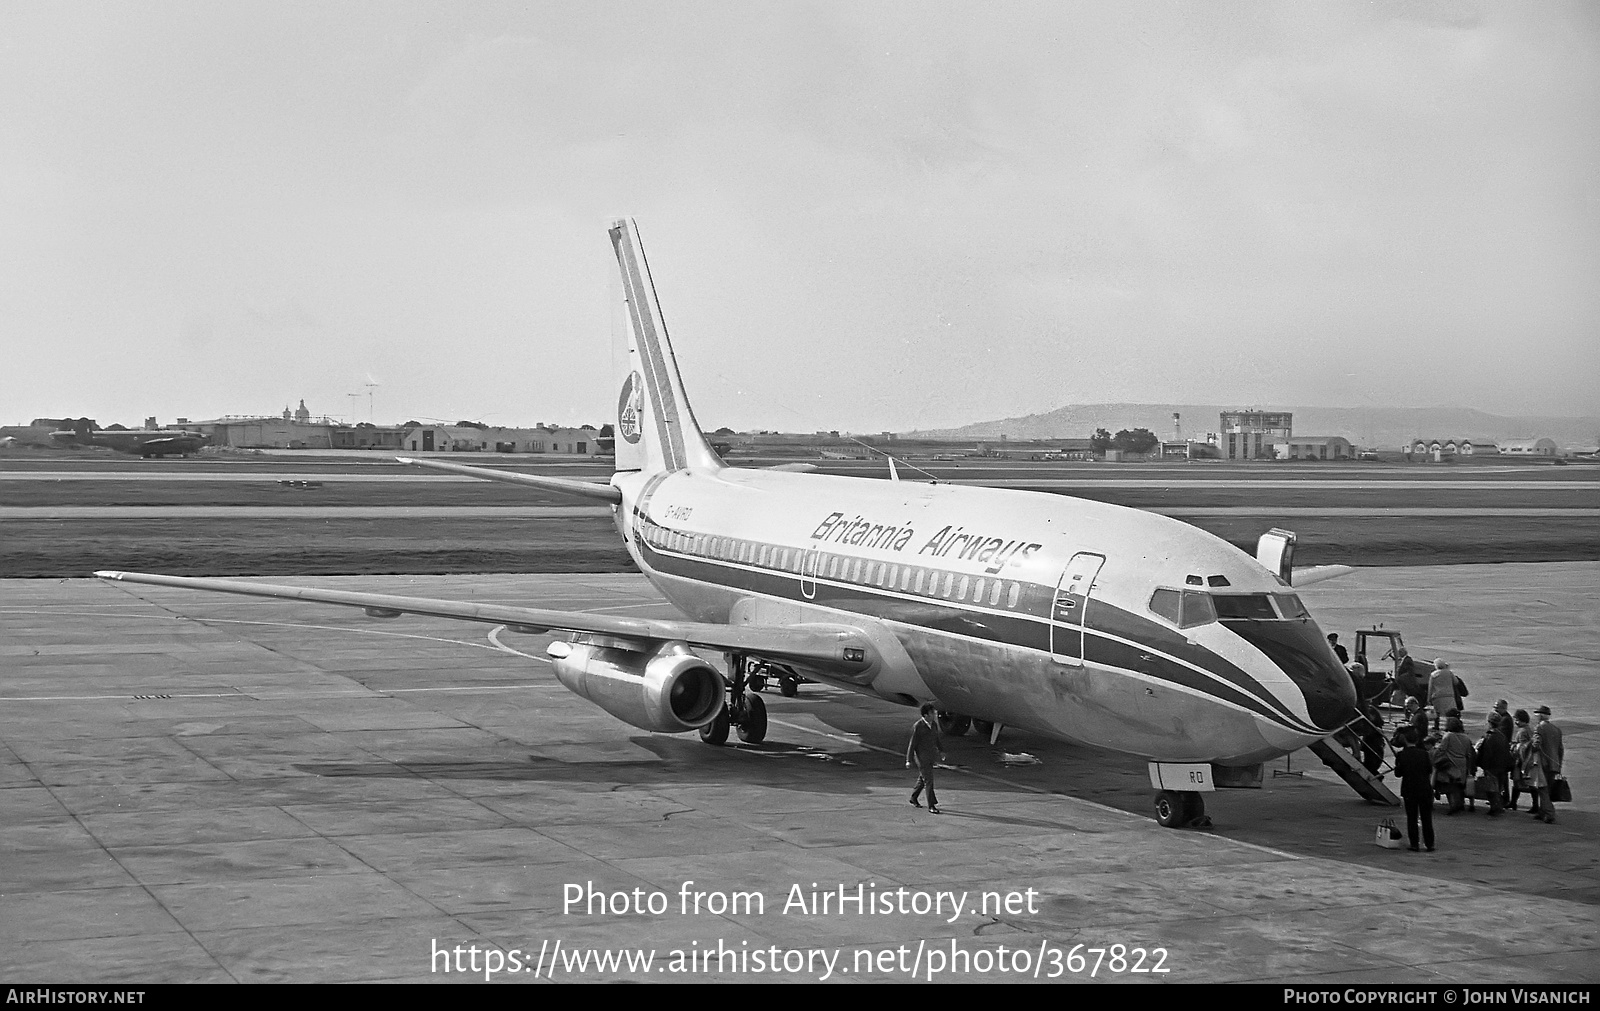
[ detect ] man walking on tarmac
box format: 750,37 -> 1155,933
907,703 -> 947,814
1394,728 -> 1436,851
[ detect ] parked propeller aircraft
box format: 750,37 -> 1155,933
52,427 -> 208,457
99,219 -> 1366,827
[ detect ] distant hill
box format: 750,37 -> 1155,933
905,405 -> 1600,450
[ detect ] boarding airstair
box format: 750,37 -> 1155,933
1308,711 -> 1400,805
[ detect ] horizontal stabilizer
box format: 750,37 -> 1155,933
396,457 -> 622,504
94,570 -> 875,678
1290,565 -> 1356,586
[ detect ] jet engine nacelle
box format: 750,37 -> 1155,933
544,638 -> 725,733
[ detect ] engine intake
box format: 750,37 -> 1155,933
545,639 -> 725,733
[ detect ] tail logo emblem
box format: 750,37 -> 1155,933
617,372 -> 644,444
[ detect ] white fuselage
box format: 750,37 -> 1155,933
609,466 -> 1356,767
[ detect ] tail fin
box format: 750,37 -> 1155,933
608,218 -> 722,474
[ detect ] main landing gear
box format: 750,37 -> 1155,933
701,654 -> 769,746
1152,790 -> 1209,829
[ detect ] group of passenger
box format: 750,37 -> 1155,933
1326,636 -> 1567,854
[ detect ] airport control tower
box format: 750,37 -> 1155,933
1220,410 -> 1292,460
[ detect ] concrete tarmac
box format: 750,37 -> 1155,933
1,563 -> 1596,984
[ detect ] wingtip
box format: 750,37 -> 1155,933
94,570 -> 123,580
395,456 -> 415,465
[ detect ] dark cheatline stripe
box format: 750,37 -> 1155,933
628,530 -> 1322,734
610,225 -> 685,471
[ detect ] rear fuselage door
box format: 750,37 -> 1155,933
1051,552 -> 1106,666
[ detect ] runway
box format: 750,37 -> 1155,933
1,564 -> 1596,983
4,505 -> 1594,519
4,470 -> 1596,491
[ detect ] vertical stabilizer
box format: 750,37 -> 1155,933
608,219 -> 723,474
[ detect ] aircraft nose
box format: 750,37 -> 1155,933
1226,619 -> 1357,731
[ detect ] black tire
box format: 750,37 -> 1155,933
937,711 -> 970,737
748,674 -> 767,694
1182,792 -> 1206,823
699,708 -> 730,746
736,694 -> 767,743
779,677 -> 799,698
1154,791 -> 1186,828
972,719 -> 994,740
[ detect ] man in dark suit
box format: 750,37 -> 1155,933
906,703 -> 947,814
1393,729 -> 1436,851
1328,633 -> 1348,665
1476,716 -> 1512,816
1534,705 -> 1565,823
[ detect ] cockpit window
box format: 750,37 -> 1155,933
1148,588 -> 1182,624
1180,590 -> 1217,628
1154,589 -> 1310,627
1212,594 -> 1278,620
1274,593 -> 1308,619
1150,588 -> 1217,629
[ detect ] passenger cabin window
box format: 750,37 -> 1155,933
1007,582 -> 1020,608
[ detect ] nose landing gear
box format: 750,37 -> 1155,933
1153,790 -> 1210,829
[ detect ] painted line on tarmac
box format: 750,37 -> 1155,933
7,474 -> 1593,489
0,505 -> 612,518
950,479 -> 1600,490
0,608 -> 513,652
763,714 -> 1304,860
4,683 -> 563,703
487,625 -> 553,661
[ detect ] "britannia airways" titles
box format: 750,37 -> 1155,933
810,512 -> 1042,575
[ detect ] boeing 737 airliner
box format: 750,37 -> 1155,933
99,219 -> 1364,827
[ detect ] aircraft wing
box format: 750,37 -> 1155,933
93,570 -> 874,677
396,456 -> 623,504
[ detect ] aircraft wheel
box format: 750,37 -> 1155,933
748,674 -> 767,693
1154,791 -> 1186,828
972,719 -> 994,740
736,694 -> 768,744
779,676 -> 799,698
937,711 -> 970,737
699,708 -> 730,746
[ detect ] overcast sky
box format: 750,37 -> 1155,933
3,2 -> 1596,433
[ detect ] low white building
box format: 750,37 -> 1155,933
1498,438 -> 1557,456
1273,436 -> 1353,461
400,425 -> 603,455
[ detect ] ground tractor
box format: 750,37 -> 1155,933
1353,627 -> 1437,707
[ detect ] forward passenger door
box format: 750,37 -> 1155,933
1050,552 -> 1105,667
